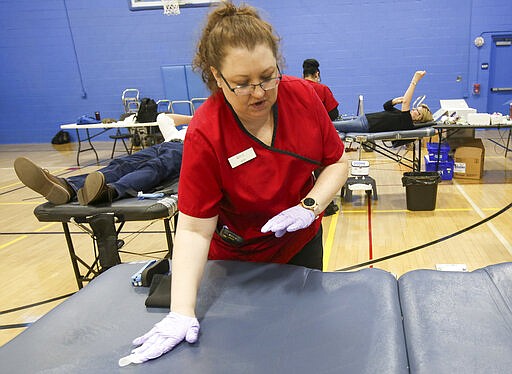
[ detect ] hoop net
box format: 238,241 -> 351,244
162,0 -> 180,16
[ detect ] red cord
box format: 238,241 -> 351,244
367,196 -> 373,268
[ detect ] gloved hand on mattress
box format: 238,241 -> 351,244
261,205 -> 316,238
120,312 -> 200,366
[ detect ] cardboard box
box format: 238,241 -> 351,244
453,139 -> 485,179
447,128 -> 476,150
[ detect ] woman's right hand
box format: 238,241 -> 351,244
124,312 -> 200,365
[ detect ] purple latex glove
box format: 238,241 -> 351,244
129,312 -> 200,364
261,205 -> 316,238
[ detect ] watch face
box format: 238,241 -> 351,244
303,197 -> 316,207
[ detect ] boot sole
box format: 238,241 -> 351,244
77,171 -> 105,205
14,157 -> 70,205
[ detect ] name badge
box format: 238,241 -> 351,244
228,147 -> 256,168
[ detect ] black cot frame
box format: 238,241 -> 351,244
33,197 -> 178,289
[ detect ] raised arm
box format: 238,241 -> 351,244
399,70 -> 426,112
168,113 -> 193,126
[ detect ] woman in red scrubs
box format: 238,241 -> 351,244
125,1 -> 349,365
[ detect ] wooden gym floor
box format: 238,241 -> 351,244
1,129 -> 511,347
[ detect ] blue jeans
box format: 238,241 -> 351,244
333,115 -> 369,133
67,141 -> 183,199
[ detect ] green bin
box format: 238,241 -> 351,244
402,172 -> 441,211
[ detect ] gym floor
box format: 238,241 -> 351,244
1,128 -> 511,346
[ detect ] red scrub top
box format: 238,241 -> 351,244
178,75 -> 344,263
304,79 -> 339,112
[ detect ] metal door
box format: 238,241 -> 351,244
487,36 -> 512,115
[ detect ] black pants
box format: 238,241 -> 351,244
287,225 -> 323,270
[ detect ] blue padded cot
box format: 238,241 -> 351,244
335,122 -> 437,171
398,262 -> 512,374
33,193 -> 178,290
0,261 -> 409,374
1,260 -> 510,373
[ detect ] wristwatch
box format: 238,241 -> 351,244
300,197 -> 319,213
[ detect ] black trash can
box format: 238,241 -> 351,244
402,172 -> 441,211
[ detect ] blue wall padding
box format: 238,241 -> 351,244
185,65 -> 210,100
0,0 -> 511,143
161,65 -> 189,101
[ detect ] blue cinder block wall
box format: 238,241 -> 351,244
0,0 -> 510,144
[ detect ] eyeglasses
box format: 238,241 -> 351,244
219,66 -> 282,96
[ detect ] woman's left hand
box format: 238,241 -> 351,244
412,70 -> 426,83
392,96 -> 404,105
261,205 -> 315,238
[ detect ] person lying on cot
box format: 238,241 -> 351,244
302,58 -> 340,121
334,70 -> 433,133
13,113 -> 191,206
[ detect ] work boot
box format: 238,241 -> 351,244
13,157 -> 74,205
77,171 -> 117,205
88,213 -> 121,270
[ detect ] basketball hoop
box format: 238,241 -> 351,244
162,0 -> 180,15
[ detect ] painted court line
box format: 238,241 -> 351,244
323,210 -> 339,271
454,180 -> 512,256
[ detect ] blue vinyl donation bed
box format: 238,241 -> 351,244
33,194 -> 178,289
1,260 -> 511,373
336,123 -> 437,172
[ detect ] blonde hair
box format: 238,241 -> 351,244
415,103 -> 433,123
192,1 -> 283,93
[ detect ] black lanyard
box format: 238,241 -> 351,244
225,98 -> 322,166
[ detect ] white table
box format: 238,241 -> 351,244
432,121 -> 512,158
60,121 -> 160,166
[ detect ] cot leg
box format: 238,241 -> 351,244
88,213 -> 121,270
343,183 -> 353,202
505,129 -> 511,157
62,222 -> 84,290
163,216 -> 174,258
370,178 -> 378,200
416,140 -> 422,172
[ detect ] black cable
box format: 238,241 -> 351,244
0,185 -> 26,196
0,230 -> 166,235
118,249 -> 168,258
0,292 -> 75,316
0,323 -> 33,330
336,201 -> 512,272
